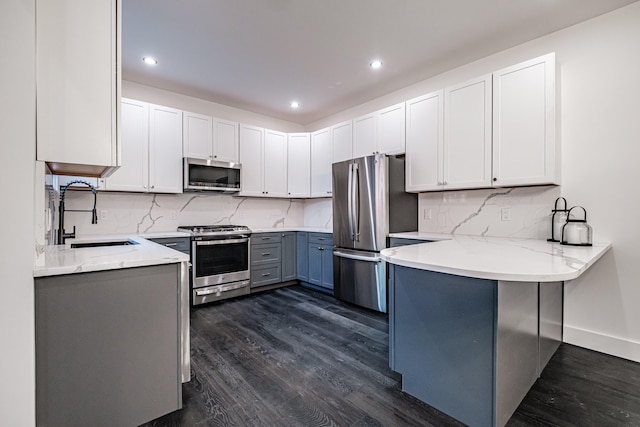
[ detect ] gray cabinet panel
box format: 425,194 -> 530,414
296,232 -> 308,281
148,236 -> 191,254
306,232 -> 334,290
250,242 -> 281,265
251,264 -> 282,287
282,232 -> 297,281
35,264 -> 182,427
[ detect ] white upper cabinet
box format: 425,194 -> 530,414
377,103 -> 406,155
353,102 -> 406,158
331,121 -> 353,163
444,75 -> 492,190
106,99 -> 183,193
311,128 -> 333,198
287,133 -> 311,198
405,91 -> 443,192
183,112 -> 239,163
263,129 -> 288,197
353,114 -> 377,158
239,125 -> 287,197
182,111 -> 212,159
36,0 -> 121,177
239,124 -> 264,196
492,53 -> 557,187
213,118 -> 239,163
148,105 -> 184,193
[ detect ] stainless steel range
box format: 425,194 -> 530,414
177,225 -> 252,305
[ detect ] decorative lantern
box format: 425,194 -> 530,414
548,197 -> 569,242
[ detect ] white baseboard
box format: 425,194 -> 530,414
563,325 -> 640,363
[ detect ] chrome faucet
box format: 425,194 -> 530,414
58,180 -> 98,245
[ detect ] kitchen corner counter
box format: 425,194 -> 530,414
34,236 -> 189,278
381,235 -> 611,282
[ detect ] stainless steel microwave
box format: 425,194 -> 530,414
183,157 -> 241,192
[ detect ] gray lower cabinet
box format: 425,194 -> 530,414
250,233 -> 282,288
306,232 -> 334,291
35,264 -> 182,427
388,237 -> 429,247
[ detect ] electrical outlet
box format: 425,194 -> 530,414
170,210 -> 177,220
423,208 -> 432,220
100,209 -> 108,220
500,207 -> 511,221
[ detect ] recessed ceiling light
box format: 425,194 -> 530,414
142,56 -> 158,66
290,101 -> 300,109
369,59 -> 383,70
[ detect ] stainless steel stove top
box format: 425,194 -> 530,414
177,224 -> 252,237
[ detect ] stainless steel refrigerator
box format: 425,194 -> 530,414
332,154 -> 417,313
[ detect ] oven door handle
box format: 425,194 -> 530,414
194,237 -> 250,246
195,280 -> 250,296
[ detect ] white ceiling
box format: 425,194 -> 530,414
122,0 -> 637,125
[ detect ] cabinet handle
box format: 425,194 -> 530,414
151,185 -> 155,189
262,237 -> 270,240
493,177 -> 497,182
214,155 -> 217,158
318,247 -> 324,251
261,273 -> 271,277
261,252 -> 271,256
164,243 -> 177,247
318,237 -> 325,241
143,185 -> 147,189
442,181 -> 447,185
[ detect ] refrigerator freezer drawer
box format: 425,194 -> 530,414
333,250 -> 387,313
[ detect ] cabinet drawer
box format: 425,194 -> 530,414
148,237 -> 191,254
250,243 -> 281,265
251,264 -> 281,288
252,233 -> 282,243
308,233 -> 333,246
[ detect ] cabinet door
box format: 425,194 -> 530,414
493,53 -> 557,186
296,232 -> 309,281
239,124 -> 264,196
264,129 -> 288,197
331,121 -> 353,163
320,245 -> 334,289
287,133 -> 311,198
378,103 -> 406,155
105,99 -> 149,192
444,75 -> 492,190
149,104 -> 183,193
281,232 -> 297,281
36,0 -> 119,177
308,244 -> 323,286
352,113 -> 377,158
310,128 -> 332,197
213,118 -> 239,163
405,91 -> 443,192
182,111 -> 212,159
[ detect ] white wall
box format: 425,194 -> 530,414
0,0 -> 36,425
310,2 -> 640,362
123,81 -> 305,133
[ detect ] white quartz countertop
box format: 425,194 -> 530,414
34,235 -> 189,278
381,235 -> 612,282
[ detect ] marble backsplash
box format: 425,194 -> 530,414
55,185 -> 559,241
60,191 -> 309,236
418,186 -> 562,239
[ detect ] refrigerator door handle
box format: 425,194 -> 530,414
333,249 -> 382,263
347,163 -> 354,241
352,162 -> 359,241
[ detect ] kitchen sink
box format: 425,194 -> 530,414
70,239 -> 139,249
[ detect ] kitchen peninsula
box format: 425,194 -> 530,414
381,235 -> 611,427
33,237 -> 190,426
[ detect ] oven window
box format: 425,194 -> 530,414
195,241 -> 248,277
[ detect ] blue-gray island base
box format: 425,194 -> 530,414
388,264 -> 563,427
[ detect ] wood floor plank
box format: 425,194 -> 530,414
143,285 -> 640,427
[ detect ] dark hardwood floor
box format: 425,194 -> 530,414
143,285 -> 640,427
